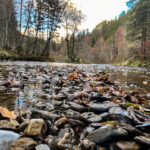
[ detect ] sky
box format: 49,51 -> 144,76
72,0 -> 129,31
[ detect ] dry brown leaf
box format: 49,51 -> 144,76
0,106 -> 17,119
68,75 -> 76,80
100,75 -> 109,80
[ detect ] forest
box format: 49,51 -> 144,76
0,0 -> 150,65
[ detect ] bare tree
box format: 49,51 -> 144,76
42,0 -> 70,57
63,2 -> 85,61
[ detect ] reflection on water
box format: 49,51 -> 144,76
0,61 -> 150,110
0,91 -> 17,110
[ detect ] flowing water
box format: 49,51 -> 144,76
0,61 -> 150,110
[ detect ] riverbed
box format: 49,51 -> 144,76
0,61 -> 150,110
0,61 -> 150,150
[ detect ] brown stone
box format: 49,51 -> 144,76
10,137 -> 37,150
24,119 -> 44,136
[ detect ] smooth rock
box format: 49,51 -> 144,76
81,112 -> 102,123
66,109 -> 89,123
134,136 -> 150,145
89,103 -> 118,113
116,141 -> 140,150
24,119 -> 44,136
54,94 -> 66,101
36,144 -> 50,150
10,137 -> 37,150
31,110 -> 60,122
0,120 -> 16,130
109,107 -> 129,117
57,128 -> 75,149
69,102 -> 87,112
46,135 -> 58,150
0,130 -> 20,150
86,124 -> 128,144
68,119 -> 85,127
54,117 -> 68,128
40,94 -> 52,100
82,139 -> 96,150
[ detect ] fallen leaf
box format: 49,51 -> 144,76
68,75 -> 76,80
100,75 -> 109,80
0,106 -> 17,119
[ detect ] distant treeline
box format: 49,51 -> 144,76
0,0 -> 150,65
0,0 -> 84,60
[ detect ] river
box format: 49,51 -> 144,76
0,61 -> 150,110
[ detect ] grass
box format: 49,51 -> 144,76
0,48 -> 55,62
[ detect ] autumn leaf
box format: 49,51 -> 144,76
96,86 -> 110,92
100,75 -> 109,80
68,75 -> 76,80
113,98 -> 123,104
0,106 -> 17,119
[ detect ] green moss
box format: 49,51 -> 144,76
100,121 -> 119,126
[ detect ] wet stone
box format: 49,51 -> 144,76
134,136 -> 150,146
36,144 -> 50,150
24,119 -> 44,136
31,110 -> 60,122
10,137 -> 37,150
54,117 -> 68,128
116,141 -> 140,150
89,103 -> 118,113
54,94 -> 66,101
0,130 -> 20,150
68,102 -> 87,112
82,139 -> 96,150
81,112 -> 102,123
109,107 -> 129,117
0,120 -> 17,130
68,119 -> 85,127
86,124 -> 128,144
40,94 -> 52,100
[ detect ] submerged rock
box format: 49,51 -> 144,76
0,130 -> 20,150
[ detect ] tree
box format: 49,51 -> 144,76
0,0 -> 17,49
63,2 -> 85,61
127,0 -> 150,58
42,0 -> 70,57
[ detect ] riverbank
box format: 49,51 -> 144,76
0,48 -> 55,62
1,48 -> 150,67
